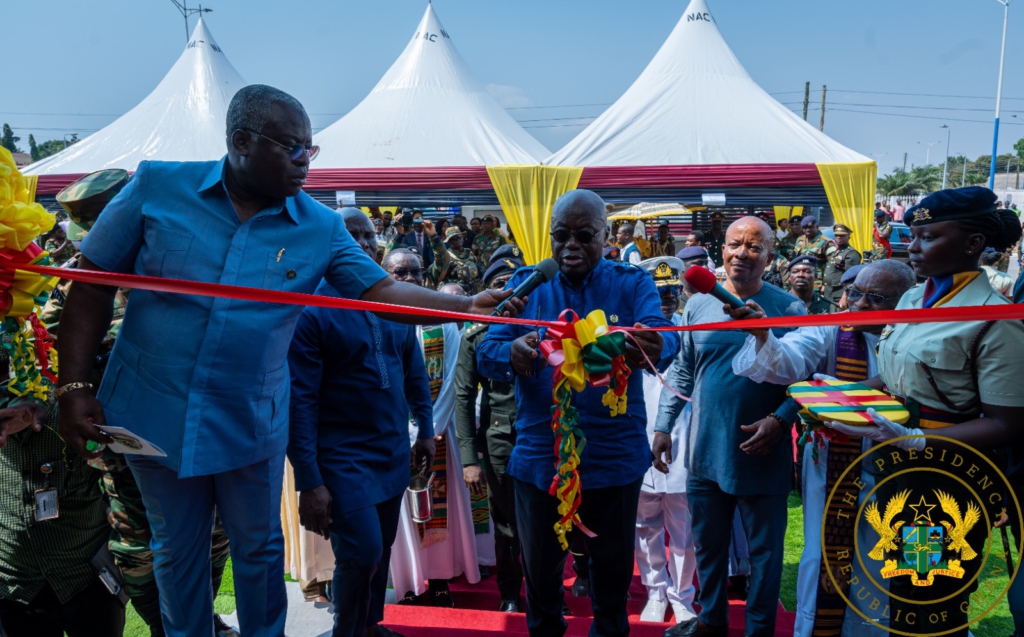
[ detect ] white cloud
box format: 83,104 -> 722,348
486,84 -> 533,109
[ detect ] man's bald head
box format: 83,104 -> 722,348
722,216 -> 774,285
727,216 -> 775,252
552,189 -> 607,227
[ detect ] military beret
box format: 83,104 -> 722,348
483,258 -> 521,285
489,244 -> 524,265
833,224 -> 852,236
603,246 -> 620,260
444,227 -> 462,240
800,215 -> 818,225
676,246 -> 709,261
709,211 -> 726,220
638,257 -> 684,287
905,186 -> 998,226
840,263 -> 865,285
874,208 -> 887,217
788,254 -> 818,271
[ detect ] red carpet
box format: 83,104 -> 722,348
383,556 -> 796,636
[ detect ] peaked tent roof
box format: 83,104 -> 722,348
314,3 -> 548,168
25,18 -> 246,176
547,0 -> 869,167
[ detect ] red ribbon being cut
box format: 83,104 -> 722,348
11,261 -> 1024,332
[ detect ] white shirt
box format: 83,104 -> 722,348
731,326 -> 879,385
982,265 -> 1012,298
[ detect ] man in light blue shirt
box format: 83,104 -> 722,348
55,85 -> 522,637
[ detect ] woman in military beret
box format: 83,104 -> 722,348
824,186 -> 1024,636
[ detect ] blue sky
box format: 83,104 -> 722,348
7,0 -> 1024,173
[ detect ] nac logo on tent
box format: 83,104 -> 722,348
412,30 -> 450,43
686,12 -> 713,23
187,39 -> 222,52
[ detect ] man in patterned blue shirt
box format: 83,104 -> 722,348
478,190 -> 679,635
54,85 -> 523,637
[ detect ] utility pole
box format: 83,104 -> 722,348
803,82 -> 810,121
903,152 -> 908,172
169,0 -> 212,42
819,85 -> 827,132
962,159 -> 967,187
941,125 -> 951,190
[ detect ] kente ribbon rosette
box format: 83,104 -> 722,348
539,309 -> 631,550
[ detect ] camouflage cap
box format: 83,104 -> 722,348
56,169 -> 130,224
444,227 -> 463,241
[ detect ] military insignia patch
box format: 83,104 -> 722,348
610,314 -> 619,324
914,208 -> 932,221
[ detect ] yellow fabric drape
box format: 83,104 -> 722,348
816,162 -> 878,254
486,165 -> 584,265
23,175 -> 38,204
773,206 -> 803,224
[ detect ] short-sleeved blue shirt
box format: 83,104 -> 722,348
81,158 -> 386,477
476,259 -> 680,491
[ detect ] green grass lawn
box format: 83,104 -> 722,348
781,491 -> 1019,637
123,558 -> 237,637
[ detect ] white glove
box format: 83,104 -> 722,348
824,408 -> 925,451
813,373 -> 839,383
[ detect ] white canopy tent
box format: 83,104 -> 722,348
25,18 -> 246,176
546,0 -> 869,167
314,3 -> 548,168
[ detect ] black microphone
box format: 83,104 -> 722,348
492,258 -> 559,316
683,265 -> 745,310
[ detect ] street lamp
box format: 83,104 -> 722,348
988,0 -> 1013,189
941,125 -> 951,189
918,140 -> 941,166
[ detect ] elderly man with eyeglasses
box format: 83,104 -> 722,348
54,84 -> 524,637
726,259 -> 918,637
478,189 -> 678,635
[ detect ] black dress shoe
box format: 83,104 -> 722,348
571,576 -> 590,597
478,565 -> 491,579
397,590 -> 419,605
214,615 -> 240,637
727,575 -> 749,601
498,598 -> 519,612
664,618 -> 728,637
428,580 -> 455,608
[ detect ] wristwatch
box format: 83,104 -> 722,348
56,382 -> 94,399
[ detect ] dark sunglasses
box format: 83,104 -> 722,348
242,129 -> 320,161
551,229 -> 598,244
389,267 -> 423,278
846,286 -> 899,304
659,286 -> 681,297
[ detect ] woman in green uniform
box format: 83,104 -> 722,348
825,187 -> 1024,637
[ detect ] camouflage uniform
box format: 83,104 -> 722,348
870,222 -> 892,262
775,234 -> 798,261
822,245 -> 862,307
43,238 -> 76,267
652,235 -> 676,258
440,248 -> 484,293
387,232 -> 450,290
793,231 -> 834,285
805,292 -> 838,315
705,229 -> 727,268
43,261 -> 230,636
471,230 -> 507,265
761,255 -> 791,291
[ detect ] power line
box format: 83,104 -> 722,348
825,107 -> 1024,125
826,101 -> 1024,114
506,102 -> 612,110
829,88 -> 1024,102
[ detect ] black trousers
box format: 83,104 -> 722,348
515,477 -> 642,637
482,422 -> 524,600
0,580 -> 125,637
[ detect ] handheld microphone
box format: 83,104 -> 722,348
492,258 -> 559,316
684,265 -> 745,310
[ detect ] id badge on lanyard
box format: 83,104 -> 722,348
34,462 -> 58,522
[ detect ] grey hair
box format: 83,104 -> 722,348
225,84 -> 307,138
865,259 -> 916,293
382,248 -> 421,268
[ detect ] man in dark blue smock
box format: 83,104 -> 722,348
477,189 -> 679,636
287,210 -> 435,637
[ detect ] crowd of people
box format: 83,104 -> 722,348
2,84 -> 1024,637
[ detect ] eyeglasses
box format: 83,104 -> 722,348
846,286 -> 899,304
241,129 -> 320,161
659,286 -> 681,297
551,229 -> 598,244
388,268 -> 423,279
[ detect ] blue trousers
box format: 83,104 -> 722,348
515,477 -> 642,637
327,493 -> 402,637
127,454 -> 287,637
687,475 -> 788,637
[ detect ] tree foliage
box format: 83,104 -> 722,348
1015,137 -> 1024,162
34,135 -> 77,161
28,135 -> 40,162
1,124 -> 21,154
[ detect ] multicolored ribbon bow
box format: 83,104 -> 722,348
538,309 -> 631,550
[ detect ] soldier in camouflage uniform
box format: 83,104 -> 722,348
870,209 -> 893,262
788,254 -> 837,314
387,219 -> 450,290
438,227 -> 484,293
50,170 -> 236,637
774,214 -> 801,262
820,224 -> 862,308
471,215 -> 507,265
792,215 -> 833,286
704,211 -> 727,268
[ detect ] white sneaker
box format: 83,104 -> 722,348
640,597 -> 668,622
671,601 -> 697,623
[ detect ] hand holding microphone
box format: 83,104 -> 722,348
492,258 -> 559,316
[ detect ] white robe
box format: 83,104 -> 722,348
390,322 -> 481,597
733,327 -> 889,637
281,459 -> 336,586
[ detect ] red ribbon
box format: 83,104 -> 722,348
7,262 -> 1024,332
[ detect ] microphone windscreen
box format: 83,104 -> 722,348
534,258 -> 560,282
684,265 -> 718,294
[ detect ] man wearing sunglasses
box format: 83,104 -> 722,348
54,84 -> 524,637
478,189 -> 679,635
727,259 -> 917,637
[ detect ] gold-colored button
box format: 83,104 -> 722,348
286,270 -> 297,280
40,463 -> 52,475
